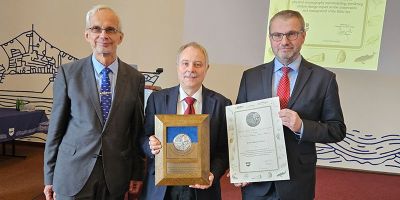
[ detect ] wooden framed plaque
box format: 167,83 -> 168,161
155,114 -> 210,186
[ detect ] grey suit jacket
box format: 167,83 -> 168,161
139,85 -> 232,200
237,58 -> 346,200
44,55 -> 145,196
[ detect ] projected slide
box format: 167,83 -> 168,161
265,0 -> 386,70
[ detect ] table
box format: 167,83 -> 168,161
0,108 -> 48,157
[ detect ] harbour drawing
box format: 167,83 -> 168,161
0,25 -> 77,113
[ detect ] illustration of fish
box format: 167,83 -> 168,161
277,171 -> 287,177
336,50 -> 346,63
307,53 -> 325,62
354,52 -> 376,64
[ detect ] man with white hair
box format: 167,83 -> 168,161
44,5 -> 144,200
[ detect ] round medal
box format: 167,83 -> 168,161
173,133 -> 192,152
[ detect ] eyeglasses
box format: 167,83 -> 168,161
88,26 -> 120,34
269,31 -> 304,42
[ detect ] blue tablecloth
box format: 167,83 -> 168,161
0,108 -> 48,143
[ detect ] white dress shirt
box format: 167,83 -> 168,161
177,86 -> 203,115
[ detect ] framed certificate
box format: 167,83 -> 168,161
155,114 -> 210,186
226,97 -> 290,183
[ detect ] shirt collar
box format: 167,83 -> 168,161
273,55 -> 302,73
92,54 -> 119,75
179,85 -> 203,103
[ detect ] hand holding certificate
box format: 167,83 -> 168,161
226,97 -> 290,183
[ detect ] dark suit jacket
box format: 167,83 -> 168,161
44,55 -> 145,196
236,58 -> 346,200
140,85 -> 232,200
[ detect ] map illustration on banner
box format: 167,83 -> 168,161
0,25 -> 78,113
265,0 -> 387,70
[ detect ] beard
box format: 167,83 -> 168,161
274,48 -> 300,65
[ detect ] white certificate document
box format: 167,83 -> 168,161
226,97 -> 289,183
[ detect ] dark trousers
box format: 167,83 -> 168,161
56,158 -> 125,200
164,186 -> 195,200
242,183 -> 280,200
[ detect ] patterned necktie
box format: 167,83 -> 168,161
100,68 -> 112,122
277,67 -> 290,109
184,97 -> 196,115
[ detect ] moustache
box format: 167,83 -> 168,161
183,72 -> 197,78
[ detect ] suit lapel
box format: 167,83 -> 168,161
262,62 -> 274,99
166,86 -> 179,114
83,56 -> 103,126
107,60 -> 129,124
288,59 -> 312,108
202,86 -> 216,115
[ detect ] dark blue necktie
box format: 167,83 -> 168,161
100,68 -> 112,123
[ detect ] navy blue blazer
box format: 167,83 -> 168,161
236,58 -> 346,200
140,85 -> 232,200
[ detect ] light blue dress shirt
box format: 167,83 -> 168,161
92,55 -> 119,101
272,56 -> 304,138
272,56 -> 301,97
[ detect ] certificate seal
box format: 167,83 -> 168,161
173,133 -> 192,152
246,112 -> 261,127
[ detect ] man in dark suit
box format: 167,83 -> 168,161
43,5 -> 144,200
234,10 -> 346,200
140,42 -> 232,200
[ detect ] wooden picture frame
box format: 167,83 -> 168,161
155,114 -> 209,186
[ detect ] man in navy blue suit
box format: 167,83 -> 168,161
140,42 -> 232,200
234,10 -> 346,200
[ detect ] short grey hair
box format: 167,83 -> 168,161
176,42 -> 209,67
85,5 -> 122,32
269,10 -> 305,32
